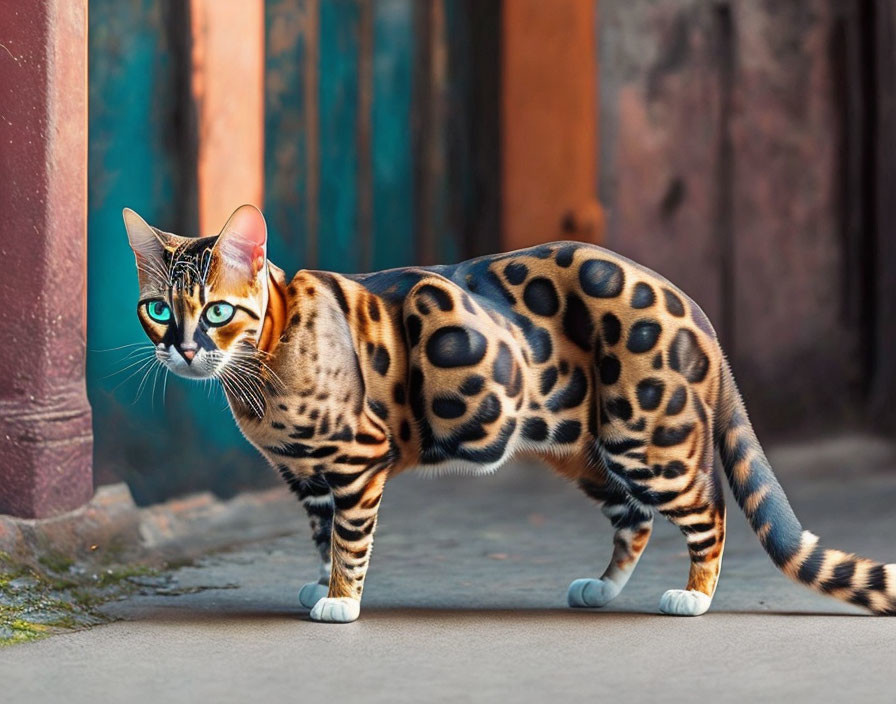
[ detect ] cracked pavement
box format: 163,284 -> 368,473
2,436 -> 895,703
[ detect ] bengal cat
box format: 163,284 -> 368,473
124,204 -> 895,622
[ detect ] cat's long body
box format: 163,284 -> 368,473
124,205 -> 895,622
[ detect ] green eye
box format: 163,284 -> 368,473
204,302 -> 235,326
145,300 -> 171,323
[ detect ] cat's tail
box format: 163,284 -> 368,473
715,360 -> 895,614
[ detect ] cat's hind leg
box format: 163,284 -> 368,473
657,472 -> 726,616
567,477 -> 654,608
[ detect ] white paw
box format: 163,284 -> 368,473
659,589 -> 712,616
567,578 -> 621,608
298,581 -> 329,609
309,597 -> 361,623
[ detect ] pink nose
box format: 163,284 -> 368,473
181,349 -> 196,362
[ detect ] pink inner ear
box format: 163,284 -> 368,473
216,205 -> 267,275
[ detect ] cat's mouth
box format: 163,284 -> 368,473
157,345 -> 221,379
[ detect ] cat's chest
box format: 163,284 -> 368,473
235,396 -> 352,468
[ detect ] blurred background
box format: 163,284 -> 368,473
84,0 -> 896,505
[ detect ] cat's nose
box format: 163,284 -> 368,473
179,344 -> 197,363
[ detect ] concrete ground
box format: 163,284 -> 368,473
2,435 -> 895,703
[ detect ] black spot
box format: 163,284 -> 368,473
555,245 -> 577,268
562,293 -> 594,351
652,423 -> 694,447
367,399 -> 389,420
579,259 -> 625,298
599,355 -> 621,385
631,283 -> 655,309
546,366 -> 588,411
627,320 -> 662,353
417,284 -> 454,312
797,545 -> 826,584
652,353 -> 663,369
636,378 -> 665,411
290,425 -> 315,439
409,366 -> 425,419
405,314 -> 422,346
867,563 -> 887,591
271,421 -> 286,430
523,325 -> 553,363
627,416 -> 647,432
659,460 -> 687,479
426,326 -> 488,368
321,274 -> 350,315
392,382 -> 406,404
523,277 -> 560,316
484,270 -> 517,305
371,345 -> 391,375
289,313 -> 301,326
476,393 -> 502,425
507,365 -> 523,398
399,420 -> 411,442
553,420 -> 582,444
432,396 -> 467,419
540,367 -> 558,395
459,375 -> 485,396
665,385 -> 687,415
605,397 -> 633,421
663,289 -> 685,317
329,426 -> 354,442
367,297 -> 381,321
559,359 -> 569,375
503,261 -> 529,285
669,328 -> 710,383
601,313 -> 621,345
603,436 -> 644,455
522,417 -> 549,442
821,560 -> 857,592
493,342 -> 514,387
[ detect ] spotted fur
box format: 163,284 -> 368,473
125,205 -> 896,622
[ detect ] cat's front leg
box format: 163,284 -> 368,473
308,466 -> 388,623
295,474 -> 333,609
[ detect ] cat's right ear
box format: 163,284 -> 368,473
122,208 -> 166,262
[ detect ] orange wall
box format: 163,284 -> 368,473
502,0 -> 603,249
190,0 -> 265,234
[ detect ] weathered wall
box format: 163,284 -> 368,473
0,0 -> 93,517
600,0 -> 872,438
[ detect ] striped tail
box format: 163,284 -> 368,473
715,361 -> 895,615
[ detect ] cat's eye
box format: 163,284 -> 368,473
144,300 -> 171,323
204,302 -> 235,326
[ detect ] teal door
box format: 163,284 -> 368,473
87,0 -> 499,503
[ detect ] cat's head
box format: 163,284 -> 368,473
123,204 -> 269,380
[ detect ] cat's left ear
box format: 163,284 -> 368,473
214,204 -> 268,278
122,208 -> 166,262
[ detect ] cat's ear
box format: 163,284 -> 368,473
122,208 -> 166,262
213,204 -> 268,278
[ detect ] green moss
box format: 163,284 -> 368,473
0,553 -> 161,648
37,552 -> 75,574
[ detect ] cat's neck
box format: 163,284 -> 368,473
257,263 -> 288,354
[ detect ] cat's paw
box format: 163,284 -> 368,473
567,578 -> 620,608
298,581 -> 329,609
309,597 -> 361,623
659,589 -> 712,616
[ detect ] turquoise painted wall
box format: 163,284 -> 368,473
87,0 -> 493,503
